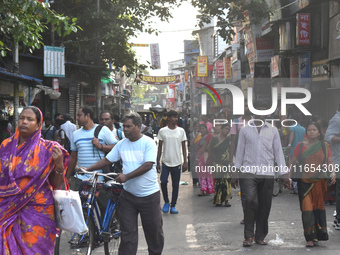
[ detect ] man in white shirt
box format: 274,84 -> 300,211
99,111 -> 125,141
157,110 -> 188,214
232,101 -> 289,247
61,113 -> 77,142
84,112 -> 164,255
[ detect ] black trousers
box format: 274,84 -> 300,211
242,174 -> 274,240
118,189 -> 164,255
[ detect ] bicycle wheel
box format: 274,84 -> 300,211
104,210 -> 120,255
55,216 -> 95,255
272,178 -> 280,197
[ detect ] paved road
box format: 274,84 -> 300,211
58,172 -> 340,254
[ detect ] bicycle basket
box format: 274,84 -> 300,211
79,180 -> 104,198
104,180 -> 123,195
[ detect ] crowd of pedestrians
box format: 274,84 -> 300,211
190,101 -> 340,248
2,101 -> 340,254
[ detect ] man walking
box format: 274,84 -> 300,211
84,112 -> 164,255
229,100 -> 253,224
157,110 -> 188,214
61,113 -> 77,142
325,103 -> 340,229
232,101 -> 289,247
99,111 -> 125,141
66,106 -> 117,215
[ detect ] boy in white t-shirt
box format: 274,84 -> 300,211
157,110 -> 188,214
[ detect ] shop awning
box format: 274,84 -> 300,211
0,67 -> 42,85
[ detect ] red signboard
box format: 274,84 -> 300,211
297,13 -> 310,45
215,61 -> 225,78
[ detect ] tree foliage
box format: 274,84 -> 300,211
0,0 -> 78,57
190,0 -> 272,42
51,0 -> 181,75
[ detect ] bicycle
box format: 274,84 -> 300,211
54,168 -> 122,255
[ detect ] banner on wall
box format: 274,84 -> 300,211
197,56 -> 208,77
139,74 -> 180,85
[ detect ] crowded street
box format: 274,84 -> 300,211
3,1 -> 340,255
70,172 -> 340,255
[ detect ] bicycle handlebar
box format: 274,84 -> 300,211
76,167 -> 119,180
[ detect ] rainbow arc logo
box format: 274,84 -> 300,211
198,82 -> 223,107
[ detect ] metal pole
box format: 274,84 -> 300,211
96,0 -> 102,118
13,43 -> 19,130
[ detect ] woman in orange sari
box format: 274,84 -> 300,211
0,106 -> 69,254
289,122 -> 336,247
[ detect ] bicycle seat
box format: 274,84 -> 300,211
104,180 -> 123,194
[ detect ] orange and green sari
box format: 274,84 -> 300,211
296,141 -> 330,242
0,108 -> 69,255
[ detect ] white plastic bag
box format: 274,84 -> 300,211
53,180 -> 88,234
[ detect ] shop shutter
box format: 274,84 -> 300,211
57,87 -> 68,114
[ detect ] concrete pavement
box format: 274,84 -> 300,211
65,172 -> 340,254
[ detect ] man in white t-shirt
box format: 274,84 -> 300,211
157,110 -> 188,214
84,112 -> 164,255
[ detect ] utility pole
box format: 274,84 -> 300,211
95,0 -> 102,118
13,43 -> 19,130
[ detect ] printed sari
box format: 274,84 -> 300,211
0,109 -> 69,255
196,133 -> 214,194
209,135 -> 232,205
296,141 -> 330,242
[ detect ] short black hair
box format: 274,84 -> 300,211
122,112 -> 142,127
21,106 -> 41,123
63,113 -> 72,121
79,106 -> 94,120
167,110 -> 178,118
100,111 -> 114,120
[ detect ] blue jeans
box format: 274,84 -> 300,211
160,163 -> 181,207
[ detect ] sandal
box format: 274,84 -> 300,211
306,241 -> 314,247
243,238 -> 253,247
255,239 -> 268,245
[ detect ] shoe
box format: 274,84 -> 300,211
333,220 -> 340,230
240,219 -> 244,225
162,203 -> 170,213
333,210 -> 337,217
225,201 -> 231,207
170,207 -> 178,214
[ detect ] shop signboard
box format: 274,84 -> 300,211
299,52 -> 310,86
150,43 -> 161,69
312,59 -> 329,82
224,57 -> 232,79
197,56 -> 208,77
271,55 -> 280,78
44,46 -> 65,77
256,38 -> 274,62
215,60 -> 225,78
296,14 -> 310,46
